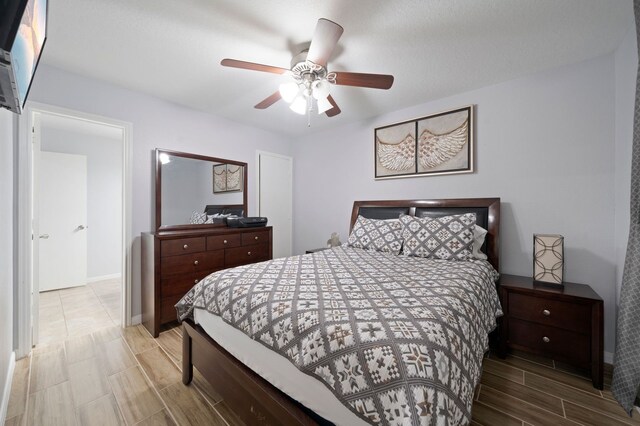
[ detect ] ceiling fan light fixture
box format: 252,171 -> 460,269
289,95 -> 307,115
316,96 -> 333,114
279,81 -> 300,103
312,80 -> 330,100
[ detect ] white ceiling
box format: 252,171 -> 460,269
41,0 -> 632,137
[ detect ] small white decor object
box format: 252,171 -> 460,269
533,234 -> 564,285
326,232 -> 342,248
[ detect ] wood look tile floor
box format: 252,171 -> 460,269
5,322 -> 635,426
38,279 -> 122,345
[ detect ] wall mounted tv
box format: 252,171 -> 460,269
0,0 -> 47,114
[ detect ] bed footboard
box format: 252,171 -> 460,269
181,319 -> 328,426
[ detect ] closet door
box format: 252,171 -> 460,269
257,152 -> 292,259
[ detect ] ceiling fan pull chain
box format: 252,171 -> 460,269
307,97 -> 312,127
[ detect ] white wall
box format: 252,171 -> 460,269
28,65 -> 293,317
293,54 -> 619,354
614,15 -> 637,302
40,126 -> 123,279
0,109 -> 15,418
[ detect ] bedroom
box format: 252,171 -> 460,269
0,0 -> 638,425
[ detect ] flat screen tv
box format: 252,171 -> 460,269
0,0 -> 47,114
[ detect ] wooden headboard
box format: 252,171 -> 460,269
350,198 -> 500,271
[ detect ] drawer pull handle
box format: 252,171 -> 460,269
194,260 -> 199,265
542,336 -> 550,343
183,244 -> 188,249
223,240 -> 228,244
255,236 -> 259,240
247,251 -> 251,256
542,309 -> 551,316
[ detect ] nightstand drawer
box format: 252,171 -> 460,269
508,292 -> 591,334
509,318 -> 590,367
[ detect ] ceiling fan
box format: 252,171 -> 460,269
220,18 -> 394,122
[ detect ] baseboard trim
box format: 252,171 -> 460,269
131,314 -> 142,325
0,352 -> 16,424
87,273 -> 121,283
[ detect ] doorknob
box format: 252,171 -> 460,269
75,225 -> 87,231
39,234 -> 49,239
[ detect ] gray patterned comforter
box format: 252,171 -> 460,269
176,247 -> 501,425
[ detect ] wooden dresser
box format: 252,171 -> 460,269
142,226 -> 272,337
498,274 -> 604,389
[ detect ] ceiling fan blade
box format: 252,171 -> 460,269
306,18 -> 344,67
221,59 -> 289,75
325,95 -> 341,117
254,91 -> 282,109
332,72 -> 394,89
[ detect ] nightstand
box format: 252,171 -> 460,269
498,274 -> 604,389
305,247 -> 329,254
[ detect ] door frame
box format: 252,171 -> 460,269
16,102 -> 133,357
255,150 -> 294,257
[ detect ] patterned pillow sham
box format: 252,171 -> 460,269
347,215 -> 403,254
400,213 -> 476,260
189,211 -> 207,224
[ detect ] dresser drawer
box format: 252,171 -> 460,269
508,318 -> 590,367
241,230 -> 270,246
161,237 -> 206,257
161,269 -> 220,298
508,292 -> 591,334
160,250 -> 224,276
207,234 -> 241,250
225,243 -> 270,267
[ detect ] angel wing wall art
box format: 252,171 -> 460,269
375,106 -> 473,179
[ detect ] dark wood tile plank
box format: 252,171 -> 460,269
481,371 -> 564,416
471,400 -> 522,426
482,358 -> 525,384
478,385 -> 581,426
525,372 -> 639,424
502,355 -> 600,395
563,400 -> 632,426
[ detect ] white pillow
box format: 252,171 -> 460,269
472,225 -> 488,260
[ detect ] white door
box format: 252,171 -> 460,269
258,152 -> 293,259
38,151 -> 88,291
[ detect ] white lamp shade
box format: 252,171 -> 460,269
289,96 -> 307,115
279,82 -> 300,103
317,96 -> 333,114
312,80 -> 330,100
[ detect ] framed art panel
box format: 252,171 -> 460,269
225,164 -> 243,192
375,105 -> 474,179
374,121 -> 416,178
213,164 -> 227,193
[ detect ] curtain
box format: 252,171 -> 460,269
612,0 -> 640,415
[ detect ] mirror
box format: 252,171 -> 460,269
155,149 -> 247,231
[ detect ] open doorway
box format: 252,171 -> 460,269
26,107 -> 131,347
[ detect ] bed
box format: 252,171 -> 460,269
177,198 -> 501,425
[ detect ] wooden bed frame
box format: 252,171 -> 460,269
182,198 -> 501,425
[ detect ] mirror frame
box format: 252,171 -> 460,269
155,149 -> 248,232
